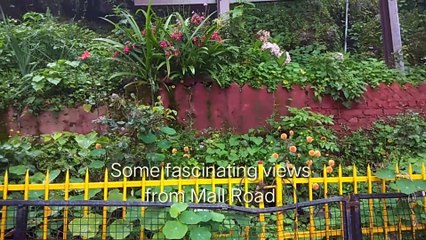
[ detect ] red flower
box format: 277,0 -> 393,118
174,48 -> 181,57
210,31 -> 223,43
191,13 -> 204,26
79,50 -> 91,60
165,51 -> 172,57
192,37 -> 198,43
160,41 -> 170,49
123,46 -> 130,54
112,52 -> 120,58
170,32 -> 183,41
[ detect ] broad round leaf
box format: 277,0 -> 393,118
197,211 -> 212,222
210,212 -> 225,222
376,168 -> 396,180
190,227 -> 211,240
169,203 -> 188,218
179,211 -> 202,224
109,219 -> 131,239
141,208 -> 167,231
162,221 -> 188,239
69,213 -> 102,239
394,179 -> 418,195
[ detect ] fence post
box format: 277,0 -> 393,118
14,204 -> 28,240
348,194 -> 362,240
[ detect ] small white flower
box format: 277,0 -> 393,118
334,52 -> 344,62
285,51 -> 291,64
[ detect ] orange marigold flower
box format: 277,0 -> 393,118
183,153 -> 191,158
308,150 -> 316,157
183,146 -> 190,152
272,153 -> 279,159
328,159 -> 335,167
306,159 -> 313,167
326,166 -> 333,173
172,148 -> 178,154
306,136 -> 314,143
315,150 -> 321,157
289,146 -> 297,153
280,133 -> 288,140
312,183 -> 320,191
289,130 -> 294,136
95,143 -> 102,149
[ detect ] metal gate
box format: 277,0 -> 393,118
0,192 -> 425,239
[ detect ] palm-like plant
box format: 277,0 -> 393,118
95,1 -> 163,103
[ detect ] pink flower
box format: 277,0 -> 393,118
123,46 -> 130,54
210,31 -> 223,43
191,13 -> 204,26
79,50 -> 91,60
174,48 -> 181,57
170,32 -> 183,41
261,42 -> 283,57
160,41 -> 170,49
256,30 -> 271,43
165,51 -> 172,57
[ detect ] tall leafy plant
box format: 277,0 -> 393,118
96,1 -> 163,103
0,7 -> 35,76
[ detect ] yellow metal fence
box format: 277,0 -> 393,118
0,163 -> 425,240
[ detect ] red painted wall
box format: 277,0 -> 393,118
161,83 -> 426,133
4,83 -> 426,135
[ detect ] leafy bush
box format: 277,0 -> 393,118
0,12 -> 96,75
339,112 -> 426,172
0,12 -> 120,113
96,6 -> 234,102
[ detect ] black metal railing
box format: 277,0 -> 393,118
0,192 -> 425,240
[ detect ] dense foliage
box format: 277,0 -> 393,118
1,104 -> 425,193
1,2 -> 425,113
0,12 -> 120,113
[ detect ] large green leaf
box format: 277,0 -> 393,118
169,203 -> 188,218
197,211 -> 212,222
160,126 -> 177,135
69,213 -> 102,239
108,189 -> 124,212
190,227 -> 211,240
47,169 -> 61,183
162,221 -> 188,239
74,132 -> 97,149
376,168 -> 396,180
141,208 -> 167,231
139,132 -> 157,144
109,219 -> 131,240
179,211 -> 202,224
9,165 -> 27,175
210,212 -> 225,222
393,179 -> 418,195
